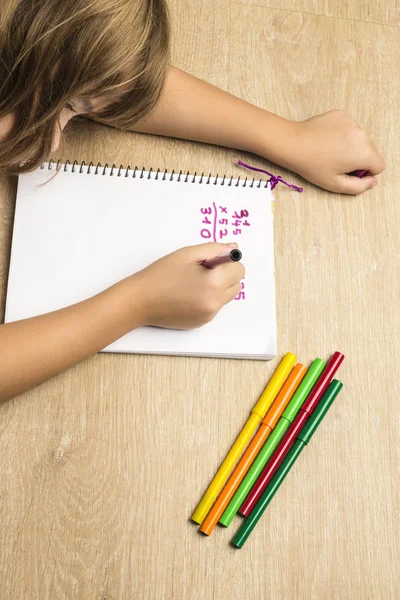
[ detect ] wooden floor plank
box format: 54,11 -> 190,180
0,1 -> 399,598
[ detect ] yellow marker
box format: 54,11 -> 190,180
191,352 -> 297,525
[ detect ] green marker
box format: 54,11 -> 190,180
232,379 -> 343,548
219,358 -> 326,527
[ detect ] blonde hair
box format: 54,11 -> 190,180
0,0 -> 170,174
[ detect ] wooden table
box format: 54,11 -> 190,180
1,1 -> 399,598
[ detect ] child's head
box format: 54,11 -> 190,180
0,0 -> 170,174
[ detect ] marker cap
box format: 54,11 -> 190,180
297,380 -> 343,445
301,352 -> 344,415
281,358 -> 325,422
262,363 -> 307,429
252,352 -> 297,417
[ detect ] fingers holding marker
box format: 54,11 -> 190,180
365,145 -> 386,176
208,261 -> 245,292
199,242 -> 244,302
338,173 -> 378,195
225,283 -> 242,304
347,142 -> 386,183
202,247 -> 242,269
189,242 -> 238,263
224,261 -> 245,287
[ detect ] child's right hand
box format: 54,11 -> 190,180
0,242 -> 244,403
128,242 -> 245,330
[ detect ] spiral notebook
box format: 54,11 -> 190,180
5,161 -> 277,359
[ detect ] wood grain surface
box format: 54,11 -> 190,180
0,1 -> 399,598
235,0 -> 400,26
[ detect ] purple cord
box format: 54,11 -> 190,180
237,160 -> 303,192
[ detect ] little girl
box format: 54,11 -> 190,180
0,0 -> 385,403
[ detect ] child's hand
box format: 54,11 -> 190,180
0,242 -> 244,402
131,242 -> 245,330
288,110 -> 385,194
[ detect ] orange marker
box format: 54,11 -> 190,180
200,363 -> 307,536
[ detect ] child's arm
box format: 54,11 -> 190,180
131,67 -> 385,195
0,243 -> 244,404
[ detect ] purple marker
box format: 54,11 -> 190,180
351,169 -> 369,178
202,249 -> 242,269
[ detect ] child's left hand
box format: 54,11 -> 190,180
281,110 -> 386,194
129,68 -> 385,195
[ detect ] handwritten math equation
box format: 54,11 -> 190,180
199,202 -> 250,300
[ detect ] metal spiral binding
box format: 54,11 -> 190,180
40,160 -> 268,188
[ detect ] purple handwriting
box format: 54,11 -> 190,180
200,204 -> 250,300
200,203 -> 251,242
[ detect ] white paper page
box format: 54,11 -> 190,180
5,165 -> 276,359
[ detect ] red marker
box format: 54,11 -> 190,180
240,351 -> 345,517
